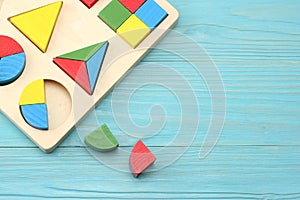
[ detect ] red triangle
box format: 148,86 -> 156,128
53,58 -> 92,94
130,140 -> 156,178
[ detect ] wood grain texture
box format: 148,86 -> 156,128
0,0 -> 300,198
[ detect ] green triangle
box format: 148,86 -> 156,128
57,42 -> 107,61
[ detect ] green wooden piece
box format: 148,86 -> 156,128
57,42 -> 106,61
98,0 -> 131,31
84,124 -> 119,152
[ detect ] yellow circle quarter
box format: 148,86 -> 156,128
19,79 -> 46,106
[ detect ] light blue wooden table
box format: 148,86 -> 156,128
1,0 -> 300,199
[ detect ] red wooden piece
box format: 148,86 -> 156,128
80,0 -> 99,9
53,58 -> 92,94
0,35 -> 23,58
130,140 -> 156,178
118,0 -> 146,13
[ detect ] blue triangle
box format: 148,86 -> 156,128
20,104 -> 48,130
86,42 -> 108,93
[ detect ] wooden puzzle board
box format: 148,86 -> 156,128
0,0 -> 179,152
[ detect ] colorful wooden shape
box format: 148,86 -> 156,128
118,0 -> 146,13
20,104 -> 48,130
135,0 -> 168,30
85,124 -> 119,152
86,42 -> 108,92
53,58 -> 92,94
8,1 -> 63,53
19,79 -> 45,105
0,52 -> 25,85
130,140 -> 156,178
98,0 -> 131,31
53,41 -> 109,95
80,0 -> 99,9
0,35 -> 25,85
57,42 -> 106,61
117,14 -> 151,48
0,35 -> 23,58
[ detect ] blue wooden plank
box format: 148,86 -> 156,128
0,146 -> 299,198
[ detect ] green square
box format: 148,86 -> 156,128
98,0 -> 131,31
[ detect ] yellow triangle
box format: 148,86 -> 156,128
19,79 -> 46,106
9,1 -> 63,53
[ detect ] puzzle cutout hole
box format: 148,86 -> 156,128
20,79 -> 72,130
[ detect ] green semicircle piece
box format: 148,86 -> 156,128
84,124 -> 119,152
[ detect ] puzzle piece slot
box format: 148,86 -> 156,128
19,80 -> 71,130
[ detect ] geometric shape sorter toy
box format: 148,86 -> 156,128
0,0 -> 179,152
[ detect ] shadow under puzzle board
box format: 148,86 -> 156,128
0,0 -> 179,152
